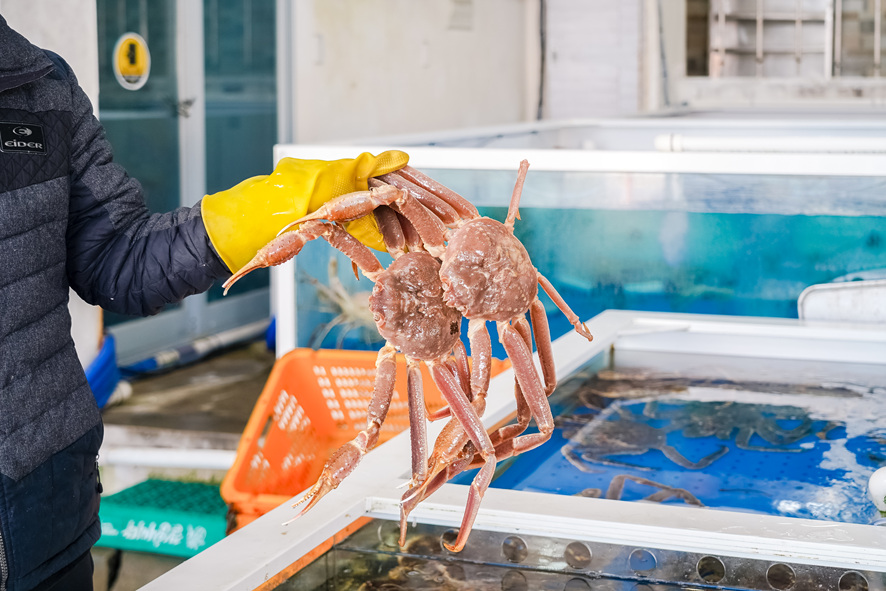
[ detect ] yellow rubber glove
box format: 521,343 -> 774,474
202,150 -> 409,272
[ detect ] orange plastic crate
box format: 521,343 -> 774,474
221,348 -> 508,530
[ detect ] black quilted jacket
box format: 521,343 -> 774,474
0,17 -> 228,590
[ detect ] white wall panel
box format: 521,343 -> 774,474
2,0 -> 100,108
288,0 -> 531,142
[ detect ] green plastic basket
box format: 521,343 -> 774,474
96,479 -> 227,558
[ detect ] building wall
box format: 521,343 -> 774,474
1,0 -> 100,108
287,0 -> 535,142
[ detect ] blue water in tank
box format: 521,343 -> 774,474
294,207 -> 886,359
449,362 -> 884,525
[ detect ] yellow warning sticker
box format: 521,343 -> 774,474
113,32 -> 151,91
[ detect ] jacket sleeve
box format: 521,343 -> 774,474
60,56 -> 231,316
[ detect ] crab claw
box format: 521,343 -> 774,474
398,442 -> 476,546
223,219 -> 342,295
283,478 -> 337,525
575,321 -> 593,342
282,436 -> 369,526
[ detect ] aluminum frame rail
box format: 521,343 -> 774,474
277,142 -> 886,176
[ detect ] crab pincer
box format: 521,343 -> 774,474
275,185 -> 404,236
222,219 -> 327,294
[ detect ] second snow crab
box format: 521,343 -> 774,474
560,406 -> 729,472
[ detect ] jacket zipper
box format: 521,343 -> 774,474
0,520 -> 7,591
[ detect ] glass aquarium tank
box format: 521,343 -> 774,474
275,318 -> 886,590
276,519 -> 878,590
146,312 -> 886,591
283,157 -> 886,358
272,117 -> 886,354
456,348 -> 886,526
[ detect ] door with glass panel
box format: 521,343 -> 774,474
96,0 -> 276,365
203,0 -> 278,303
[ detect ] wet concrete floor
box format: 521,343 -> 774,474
102,340 -> 276,434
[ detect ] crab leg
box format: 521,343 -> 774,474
659,444 -> 729,470
309,315 -> 346,350
488,320 -> 555,460
406,358 -> 429,489
491,385 -> 532,452
286,344 -> 398,522
286,179 -> 447,258
375,173 -> 460,226
471,301 -> 557,459
397,212 -> 426,253
403,342 -> 480,509
223,219 -> 323,292
374,205 -> 406,257
537,272 -> 593,342
399,426 -> 477,546
467,319 -> 492,401
224,220 -> 384,293
395,166 -> 480,220
399,381 -> 486,547
426,362 -> 497,552
278,185 -> 403,234
487,317 -> 533,449
426,403 -> 452,421
334,321 -> 360,349
385,197 -> 447,257
505,160 -> 529,227
452,339 -> 472,403
528,298 -> 556,395
426,339 -> 472,423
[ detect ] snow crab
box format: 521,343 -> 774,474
560,405 -> 729,472
222,161 -> 593,551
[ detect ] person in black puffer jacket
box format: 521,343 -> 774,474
0,15 -> 409,591
0,16 -> 229,591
